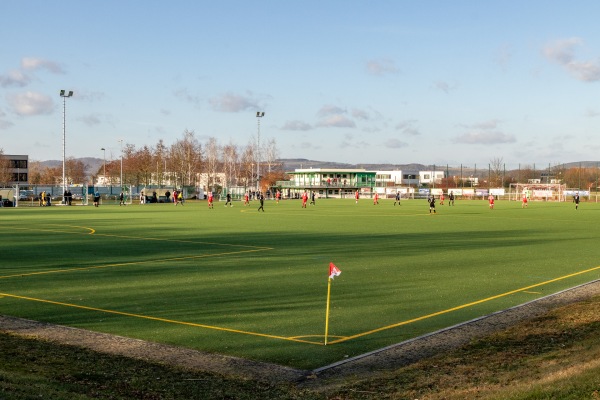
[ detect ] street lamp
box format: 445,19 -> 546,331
256,111 -> 265,191
60,89 -> 73,203
100,148 -> 106,184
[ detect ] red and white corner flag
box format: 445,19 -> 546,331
329,262 -> 342,280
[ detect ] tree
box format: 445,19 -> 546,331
222,141 -> 239,189
240,141 -> 255,189
489,157 -> 504,188
28,161 -> 43,184
205,137 -> 220,192
264,138 -> 279,175
65,158 -> 87,185
122,143 -> 137,186
0,148 -> 11,186
154,139 -> 168,186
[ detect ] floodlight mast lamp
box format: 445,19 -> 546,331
256,111 -> 265,192
60,90 -> 73,203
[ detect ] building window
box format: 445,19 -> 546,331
10,160 -> 27,169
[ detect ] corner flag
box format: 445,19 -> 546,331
325,262 -> 342,345
329,262 -> 341,280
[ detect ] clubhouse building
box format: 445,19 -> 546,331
276,168 -> 436,198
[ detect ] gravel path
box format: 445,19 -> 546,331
2,279 -> 599,386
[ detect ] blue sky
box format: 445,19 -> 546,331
2,1 -> 600,167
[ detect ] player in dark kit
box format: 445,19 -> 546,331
574,193 -> 580,210
394,191 -> 401,206
257,193 -> 265,212
428,194 -> 436,213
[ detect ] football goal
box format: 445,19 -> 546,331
509,183 -> 566,202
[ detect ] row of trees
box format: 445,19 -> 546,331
23,130 -> 284,192
3,145 -> 600,191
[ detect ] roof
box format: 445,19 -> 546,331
287,168 -> 377,174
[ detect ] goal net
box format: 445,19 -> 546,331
509,183 -> 566,202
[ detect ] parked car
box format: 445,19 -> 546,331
19,190 -> 34,201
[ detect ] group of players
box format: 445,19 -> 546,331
204,188 -> 582,212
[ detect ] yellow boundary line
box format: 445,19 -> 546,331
0,292 -> 322,345
326,264 -> 600,345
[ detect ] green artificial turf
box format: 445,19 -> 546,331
1,197 -> 598,369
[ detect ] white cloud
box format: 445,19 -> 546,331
366,59 -> 399,76
293,141 -> 321,150
316,114 -> 356,128
543,38 -> 581,64
0,120 -> 14,129
78,113 -> 116,127
395,119 -> 420,135
209,92 -> 259,112
21,57 -> 65,74
351,108 -> 370,120
7,91 -> 54,116
432,80 -> 458,94
317,104 -> 346,117
339,139 -> 369,149
0,69 -> 31,88
384,138 -> 408,148
454,131 -> 516,144
281,120 -> 312,131
566,61 -> 600,82
585,109 -> 600,117
315,104 -> 356,128
543,38 -> 600,82
459,119 -> 501,130
454,119 -> 513,144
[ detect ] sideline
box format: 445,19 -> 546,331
0,292 -> 321,345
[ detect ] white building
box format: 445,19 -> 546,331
419,170 -> 446,185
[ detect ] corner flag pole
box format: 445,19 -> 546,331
324,277 -> 332,345
324,262 -> 341,346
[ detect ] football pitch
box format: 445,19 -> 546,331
1,197 -> 599,370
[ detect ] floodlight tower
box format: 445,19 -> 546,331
118,139 -> 123,189
256,111 -> 265,191
60,90 -> 73,203
100,147 -> 106,183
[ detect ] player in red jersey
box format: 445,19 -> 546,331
208,192 -> 214,209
